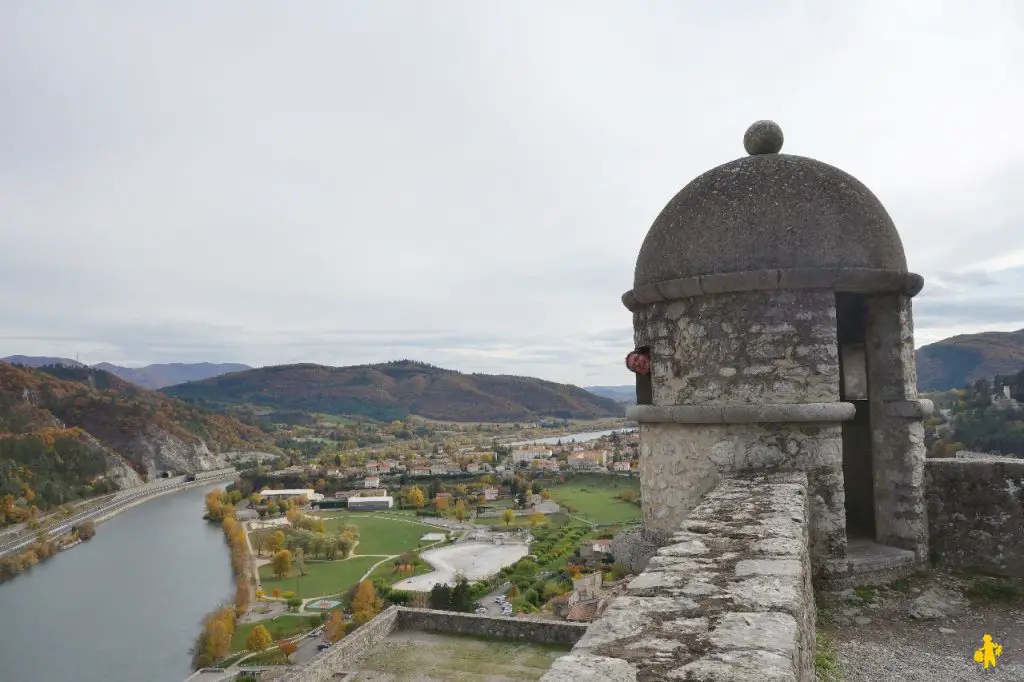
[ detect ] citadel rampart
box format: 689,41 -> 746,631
541,473 -> 815,681
926,457 -> 1024,577
276,607 -> 586,682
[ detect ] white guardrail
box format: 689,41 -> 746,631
0,468 -> 236,559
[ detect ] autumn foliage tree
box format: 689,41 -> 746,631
351,579 -> 383,622
502,508 -> 515,527
278,639 -> 298,661
408,486 -> 425,509
245,624 -> 272,653
190,606 -> 236,669
324,611 -> 347,643
271,549 -> 292,580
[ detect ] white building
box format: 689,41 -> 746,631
347,495 -> 394,511
511,448 -> 552,464
259,488 -> 324,502
364,476 -> 381,489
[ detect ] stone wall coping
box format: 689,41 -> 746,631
626,402 -> 855,424
622,267 -> 924,310
927,457 -> 1024,467
540,472 -> 816,681
881,398 -> 933,419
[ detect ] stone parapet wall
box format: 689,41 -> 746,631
926,458 -> 1024,577
277,606 -> 400,682
639,422 -> 845,577
395,608 -> 587,645
541,473 -> 816,681
273,607 -> 586,682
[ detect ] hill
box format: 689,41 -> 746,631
162,360 -> 625,422
0,362 -> 270,524
2,355 -> 86,368
585,385 -> 636,404
92,362 -> 252,389
2,356 -> 251,389
916,329 -> 1024,392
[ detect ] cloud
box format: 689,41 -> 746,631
2,1 -> 1024,385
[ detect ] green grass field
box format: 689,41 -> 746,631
547,476 -> 641,525
258,555 -> 381,598
231,614 -> 321,652
317,513 -> 435,555
365,556 -> 434,587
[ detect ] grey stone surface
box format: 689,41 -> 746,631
624,268 -> 925,310
540,474 -> 816,682
926,458 -> 1024,577
628,402 -> 855,424
630,140 -> 908,291
395,607 -> 587,645
543,654 -> 638,681
611,527 -> 671,575
866,294 -> 929,561
278,606 -> 400,682
638,421 -> 846,573
636,290 -> 840,407
744,119 -> 784,155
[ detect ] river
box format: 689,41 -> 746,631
508,427 -> 636,446
0,483 -> 234,682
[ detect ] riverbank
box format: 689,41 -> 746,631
0,468 -> 236,562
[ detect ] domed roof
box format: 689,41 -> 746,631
628,121 -> 920,307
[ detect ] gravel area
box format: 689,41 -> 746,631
819,570 -> 1024,680
392,541 -> 528,591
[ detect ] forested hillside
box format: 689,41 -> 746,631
925,369 -> 1024,458
916,329 -> 1024,391
163,360 -> 624,422
0,362 -> 270,526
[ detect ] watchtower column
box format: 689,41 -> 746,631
623,121 -> 927,581
866,295 -> 930,560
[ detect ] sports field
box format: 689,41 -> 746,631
318,513 -> 435,555
547,476 -> 641,525
258,555 -> 380,598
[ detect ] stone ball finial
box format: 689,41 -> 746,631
743,120 -> 784,155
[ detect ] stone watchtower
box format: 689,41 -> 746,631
624,121 -> 931,582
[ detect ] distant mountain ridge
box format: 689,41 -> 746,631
162,360 -> 625,422
916,329 -> 1024,392
92,362 -> 251,389
585,385 -> 636,404
1,357 -> 251,390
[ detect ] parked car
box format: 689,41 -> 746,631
317,643 -> 331,651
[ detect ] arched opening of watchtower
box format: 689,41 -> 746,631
836,292 -> 875,539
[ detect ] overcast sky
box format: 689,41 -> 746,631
2,1 -> 1024,386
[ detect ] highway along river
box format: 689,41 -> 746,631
0,482 -> 233,682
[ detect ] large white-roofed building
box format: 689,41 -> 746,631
258,488 -> 324,502
347,495 -> 394,511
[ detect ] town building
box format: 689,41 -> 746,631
511,448 -> 552,464
258,488 -> 324,502
347,495 -> 394,511
364,476 -> 381,489
612,461 -> 632,472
